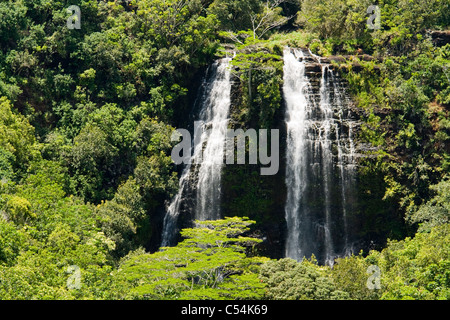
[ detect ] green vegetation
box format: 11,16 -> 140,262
332,223 -> 450,300
0,0 -> 448,300
110,217 -> 267,300
260,258 -> 350,300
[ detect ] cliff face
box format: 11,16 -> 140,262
221,79 -> 287,258
158,46 -> 398,261
430,30 -> 450,47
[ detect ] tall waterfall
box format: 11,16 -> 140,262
195,57 -> 232,221
283,47 -> 357,265
161,57 -> 232,246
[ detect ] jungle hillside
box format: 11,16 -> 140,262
0,0 -> 449,300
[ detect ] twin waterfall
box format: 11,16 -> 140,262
161,48 -> 357,265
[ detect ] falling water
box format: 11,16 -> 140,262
195,57 -> 232,221
283,47 -> 310,261
283,47 -> 357,265
318,64 -> 336,265
161,162 -> 191,247
161,57 -> 232,246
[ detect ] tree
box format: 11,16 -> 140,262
0,147 -> 15,182
374,224 -> 450,300
0,97 -> 37,172
409,178 -> 450,232
215,0 -> 292,42
0,223 -> 115,300
259,258 -> 350,300
97,178 -> 146,258
296,0 -> 374,53
68,123 -> 119,202
330,223 -> 450,300
296,0 -> 348,39
110,217 -> 268,300
3,195 -> 34,225
331,254 -> 382,300
133,152 -> 179,208
208,0 -> 263,31
249,0 -> 292,39
0,219 -> 26,266
0,0 -> 27,52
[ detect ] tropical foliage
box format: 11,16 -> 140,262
0,0 -> 448,300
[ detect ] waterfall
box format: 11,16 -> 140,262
283,47 -> 357,265
161,57 -> 232,246
160,152 -> 193,247
195,57 -> 232,221
283,47 -> 310,261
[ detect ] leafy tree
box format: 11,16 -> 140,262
409,178 -> 450,232
213,0 -> 291,39
0,147 -> 15,181
0,97 -> 37,172
331,254 -> 382,300
133,117 -> 175,156
97,178 -> 146,258
110,217 -> 268,300
297,0 -> 353,38
259,258 -> 350,300
68,123 -> 119,202
0,219 -> 26,266
374,224 -> 449,300
3,195 -> 34,225
0,0 -> 27,52
248,0 -> 292,39
208,0 -> 263,31
331,223 -> 450,300
2,160 -> 95,237
0,224 -> 115,300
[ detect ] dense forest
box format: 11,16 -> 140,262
0,0 -> 449,300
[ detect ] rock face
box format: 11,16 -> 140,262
430,30 -> 450,47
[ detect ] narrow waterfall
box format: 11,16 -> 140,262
283,47 -> 310,261
195,57 -> 232,221
160,150 -> 193,247
161,57 -> 232,246
283,47 -> 357,265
